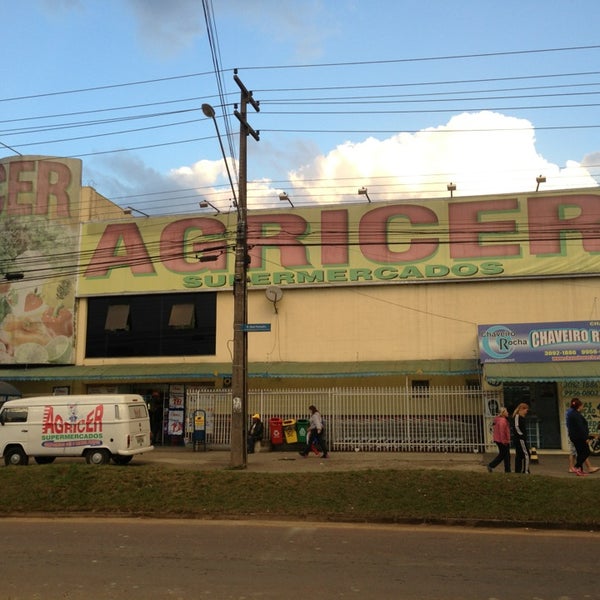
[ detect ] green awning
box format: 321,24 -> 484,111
0,359 -> 479,383
484,361 -> 600,383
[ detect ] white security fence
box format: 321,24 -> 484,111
185,386 -> 501,453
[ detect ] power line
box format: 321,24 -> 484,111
2,46 -> 599,105
239,44 -> 600,71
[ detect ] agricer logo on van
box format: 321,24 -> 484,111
41,404 -> 104,448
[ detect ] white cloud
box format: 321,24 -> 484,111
167,111 -> 599,212
286,111 -> 598,205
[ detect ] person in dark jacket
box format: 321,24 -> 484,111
566,398 -> 590,477
247,413 -> 264,454
512,403 -> 531,473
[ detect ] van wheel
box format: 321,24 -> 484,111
4,447 -> 29,466
85,449 -> 110,465
34,456 -> 56,465
112,455 -> 133,465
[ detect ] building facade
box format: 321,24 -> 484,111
1,155 -> 599,451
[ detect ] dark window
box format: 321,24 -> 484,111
85,293 -> 217,358
2,407 -> 28,423
105,305 -> 130,331
411,380 -> 429,398
168,303 -> 195,328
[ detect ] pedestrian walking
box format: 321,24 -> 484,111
487,407 -> 511,473
566,398 -> 591,477
512,403 -> 531,474
566,401 -> 599,474
299,405 -> 329,458
567,443 -> 599,474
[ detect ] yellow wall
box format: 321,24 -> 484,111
79,186 -> 130,222
77,275 -> 598,366
243,277 -> 598,362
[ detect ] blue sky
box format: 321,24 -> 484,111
2,0 -> 600,214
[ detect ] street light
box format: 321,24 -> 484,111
536,175 -> 546,192
201,103 -> 239,207
279,192 -> 294,207
358,187 -> 371,203
124,206 -> 149,217
199,200 -> 221,214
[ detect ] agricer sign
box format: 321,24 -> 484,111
77,188 -> 600,295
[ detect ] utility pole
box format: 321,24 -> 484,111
230,70 -> 259,469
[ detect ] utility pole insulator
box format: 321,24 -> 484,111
234,110 -> 259,141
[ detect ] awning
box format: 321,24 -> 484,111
0,381 -> 21,396
0,359 -> 479,383
484,361 -> 600,383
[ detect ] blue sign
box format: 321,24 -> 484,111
478,320 -> 600,363
242,323 -> 271,332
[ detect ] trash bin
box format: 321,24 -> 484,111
296,419 -> 310,443
269,417 -> 284,445
192,409 -> 207,452
283,418 -> 298,443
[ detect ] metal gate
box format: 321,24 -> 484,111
185,386 -> 499,453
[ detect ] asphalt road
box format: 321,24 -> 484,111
2,518 -> 598,600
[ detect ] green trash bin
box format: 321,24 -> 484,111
296,419 -> 310,443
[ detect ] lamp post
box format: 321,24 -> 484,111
201,104 -> 238,206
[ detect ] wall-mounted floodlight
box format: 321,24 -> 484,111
4,272 -> 24,281
358,187 -> 372,203
279,192 -> 294,207
124,206 -> 149,217
447,182 -> 457,198
199,200 -> 221,214
536,175 -> 546,192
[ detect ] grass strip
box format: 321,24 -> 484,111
1,465 -> 598,529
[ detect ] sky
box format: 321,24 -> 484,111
2,0 -> 600,216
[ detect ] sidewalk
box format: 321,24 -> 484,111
140,446 -> 580,478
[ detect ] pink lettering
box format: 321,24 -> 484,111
528,194 -> 600,255
40,404 -> 104,435
448,198 -> 520,259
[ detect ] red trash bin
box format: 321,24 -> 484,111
269,417 -> 284,446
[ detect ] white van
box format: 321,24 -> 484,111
0,394 -> 154,466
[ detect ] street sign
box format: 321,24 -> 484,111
242,323 -> 271,332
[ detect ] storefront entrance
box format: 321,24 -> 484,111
503,382 -> 561,449
131,386 -> 185,447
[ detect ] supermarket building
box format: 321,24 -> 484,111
1,155 -> 599,453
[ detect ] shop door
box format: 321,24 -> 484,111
503,382 -> 561,449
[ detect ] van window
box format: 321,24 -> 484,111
129,404 -> 148,420
2,407 -> 28,423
